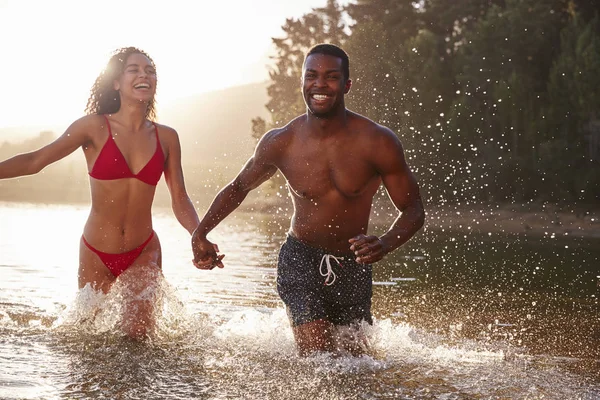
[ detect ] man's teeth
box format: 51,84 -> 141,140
313,94 -> 328,100
135,84 -> 150,89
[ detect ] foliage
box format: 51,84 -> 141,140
255,0 -> 600,207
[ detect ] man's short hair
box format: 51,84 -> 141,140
305,43 -> 350,81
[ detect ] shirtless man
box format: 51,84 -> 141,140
191,44 -> 424,355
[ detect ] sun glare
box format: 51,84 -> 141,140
0,0 -> 345,131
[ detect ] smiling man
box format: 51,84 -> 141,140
192,43 -> 425,356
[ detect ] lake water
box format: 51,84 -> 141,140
0,201 -> 598,399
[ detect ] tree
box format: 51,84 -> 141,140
545,13 -> 600,201
447,0 -> 567,201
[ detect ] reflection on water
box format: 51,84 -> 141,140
0,202 -> 599,399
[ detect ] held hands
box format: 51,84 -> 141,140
349,234 -> 388,264
191,234 -> 225,270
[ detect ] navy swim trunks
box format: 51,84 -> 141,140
277,235 -> 373,327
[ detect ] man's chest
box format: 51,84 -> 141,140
278,144 -> 380,200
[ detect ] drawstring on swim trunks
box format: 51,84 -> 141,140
319,254 -> 344,286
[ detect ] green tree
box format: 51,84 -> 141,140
545,13 -> 600,201
448,0 -> 566,202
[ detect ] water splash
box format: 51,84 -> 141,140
54,268 -> 196,341
1,264 -> 597,399
2,291 -> 598,399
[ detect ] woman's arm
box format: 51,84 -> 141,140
0,116 -> 92,179
162,126 -> 200,235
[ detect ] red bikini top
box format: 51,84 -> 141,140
89,115 -> 165,186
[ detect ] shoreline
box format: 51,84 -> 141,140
420,205 -> 600,239
236,198 -> 600,239
1,198 -> 599,239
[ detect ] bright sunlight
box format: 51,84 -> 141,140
0,0 -> 345,130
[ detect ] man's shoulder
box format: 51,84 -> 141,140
261,116 -> 303,143
348,111 -> 399,142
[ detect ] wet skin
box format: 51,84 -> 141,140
0,52 -> 200,338
192,52 -> 424,355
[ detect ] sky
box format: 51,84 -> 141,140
0,0 -> 348,130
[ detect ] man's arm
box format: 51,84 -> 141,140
191,130 -> 280,268
350,127 -> 425,264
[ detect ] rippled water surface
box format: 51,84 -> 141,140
1,202 -> 598,399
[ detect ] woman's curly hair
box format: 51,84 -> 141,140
85,47 -> 157,121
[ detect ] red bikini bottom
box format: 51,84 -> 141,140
82,232 -> 155,277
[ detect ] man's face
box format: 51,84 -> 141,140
302,53 -> 351,118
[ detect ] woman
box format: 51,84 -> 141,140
0,47 -> 200,337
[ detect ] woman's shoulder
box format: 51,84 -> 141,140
151,122 -> 181,153
151,121 -> 178,137
64,114 -> 108,138
70,113 -> 104,126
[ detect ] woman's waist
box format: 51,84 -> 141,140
83,215 -> 154,251
89,180 -> 156,212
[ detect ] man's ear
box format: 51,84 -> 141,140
344,79 -> 352,94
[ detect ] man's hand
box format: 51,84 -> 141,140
192,234 -> 225,270
349,234 -> 388,264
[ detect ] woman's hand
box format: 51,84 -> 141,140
191,235 -> 224,270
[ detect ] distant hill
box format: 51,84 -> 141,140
160,81 -> 270,169
156,81 -> 272,205
0,81 -> 272,205
0,125 -> 67,142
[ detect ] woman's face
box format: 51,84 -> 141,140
113,53 -> 157,105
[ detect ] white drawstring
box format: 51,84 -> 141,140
319,254 -> 344,286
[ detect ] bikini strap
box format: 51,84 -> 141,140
152,122 -> 164,158
103,115 -> 114,138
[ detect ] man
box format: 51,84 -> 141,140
192,43 -> 424,356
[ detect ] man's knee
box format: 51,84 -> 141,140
293,319 -> 335,355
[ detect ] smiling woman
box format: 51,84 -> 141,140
85,50 -> 158,120
0,46 -> 202,339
